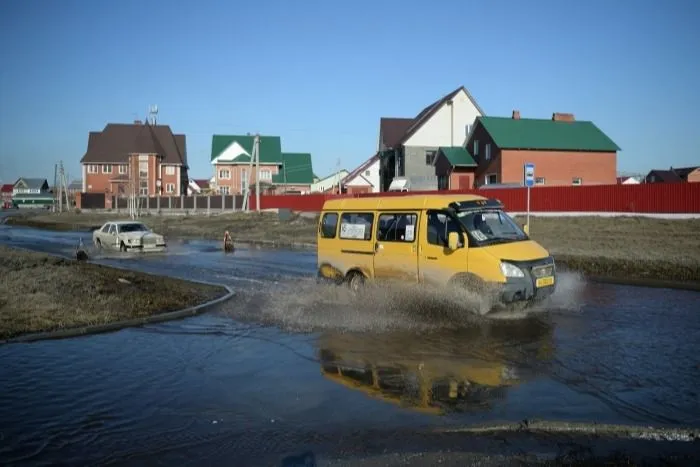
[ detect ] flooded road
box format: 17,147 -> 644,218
1,224 -> 699,465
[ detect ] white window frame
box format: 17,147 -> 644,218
165,183 -> 176,193
485,173 -> 498,185
572,177 -> 583,186
219,186 -> 230,195
260,169 -> 272,180
119,164 -> 127,174
465,124 -> 471,136
165,166 -> 176,176
473,140 -> 479,156
484,144 -> 491,161
218,169 -> 231,179
87,164 -> 99,174
102,164 -> 112,174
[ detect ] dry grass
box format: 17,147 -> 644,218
6,211 -> 700,282
0,245 -> 227,340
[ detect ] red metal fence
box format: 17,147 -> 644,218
253,182 -> 700,213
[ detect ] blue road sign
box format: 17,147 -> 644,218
524,163 -> 535,188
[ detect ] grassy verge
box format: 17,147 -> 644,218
0,245 -> 228,340
5,211 -> 700,283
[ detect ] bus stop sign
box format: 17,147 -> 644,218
524,163 -> 535,188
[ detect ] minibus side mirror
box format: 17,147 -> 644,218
447,232 -> 460,251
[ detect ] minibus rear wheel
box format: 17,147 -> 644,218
346,271 -> 365,292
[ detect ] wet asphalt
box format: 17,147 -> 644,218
0,222 -> 699,466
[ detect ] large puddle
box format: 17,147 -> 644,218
1,225 -> 699,464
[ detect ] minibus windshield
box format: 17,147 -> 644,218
456,209 -> 528,245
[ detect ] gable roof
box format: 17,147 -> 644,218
672,166 -> 700,180
211,134 -> 283,165
190,178 -> 210,190
399,86 -> 485,146
646,169 -> 682,183
341,153 -> 380,186
80,123 -> 187,166
475,116 -> 620,152
272,153 -> 314,185
14,178 -> 49,190
437,147 -> 477,167
379,118 -> 414,149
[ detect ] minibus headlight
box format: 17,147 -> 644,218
500,261 -> 524,278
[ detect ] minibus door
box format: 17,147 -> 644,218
418,209 -> 468,286
373,212 -> 419,282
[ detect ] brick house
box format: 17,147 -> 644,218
80,121 -> 188,196
377,85 -> 485,191
433,147 -> 478,190
210,134 -> 315,194
466,111 -> 620,187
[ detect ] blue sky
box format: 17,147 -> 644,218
1,0 -> 698,184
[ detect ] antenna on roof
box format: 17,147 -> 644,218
148,105 -> 158,125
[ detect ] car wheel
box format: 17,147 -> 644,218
347,271 -> 365,293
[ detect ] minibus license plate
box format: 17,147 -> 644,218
536,276 -> 555,288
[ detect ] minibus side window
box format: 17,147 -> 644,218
377,213 -> 418,242
320,213 -> 338,238
339,212 -> 374,241
426,210 -> 464,247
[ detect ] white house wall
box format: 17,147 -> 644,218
403,89 -> 482,148
311,170 -> 349,192
212,141 -> 250,164
345,159 -> 380,192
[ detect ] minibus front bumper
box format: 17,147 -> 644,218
499,259 -> 557,304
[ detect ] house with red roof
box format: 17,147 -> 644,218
1,183 -> 14,208
340,154 -> 380,194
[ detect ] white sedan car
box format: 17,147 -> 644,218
92,220 -> 166,252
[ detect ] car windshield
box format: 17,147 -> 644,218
455,209 -> 528,245
119,223 -> 149,233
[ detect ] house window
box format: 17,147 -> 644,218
484,144 -> 491,161
119,165 -> 127,174
425,150 -> 437,165
473,140 -> 479,156
102,164 -> 112,174
260,169 -> 272,180
572,177 -> 583,185
139,161 -> 148,178
218,169 -> 231,179
535,177 -> 546,185
87,164 -> 99,174
219,186 -> 230,195
465,124 -> 471,136
166,183 -> 176,193
485,173 -> 498,185
365,170 -> 370,176
165,166 -> 176,176
139,180 -> 148,196
438,175 -> 448,190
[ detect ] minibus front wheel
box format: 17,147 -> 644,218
346,271 -> 365,292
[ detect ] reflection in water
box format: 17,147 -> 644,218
317,317 -> 555,415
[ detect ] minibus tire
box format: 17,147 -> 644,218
346,271 -> 365,292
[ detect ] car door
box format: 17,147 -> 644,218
373,211 -> 419,282
108,223 -> 120,249
418,209 -> 468,287
96,223 -> 111,246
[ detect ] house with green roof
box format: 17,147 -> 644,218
433,146 -> 478,190
210,134 -> 315,194
466,111 -> 620,187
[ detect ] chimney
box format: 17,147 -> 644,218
552,112 -> 575,122
512,110 -> 520,120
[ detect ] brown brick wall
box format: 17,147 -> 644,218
499,150 -> 617,186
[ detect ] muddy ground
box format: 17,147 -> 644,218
0,245 -> 227,340
6,210 -> 700,283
